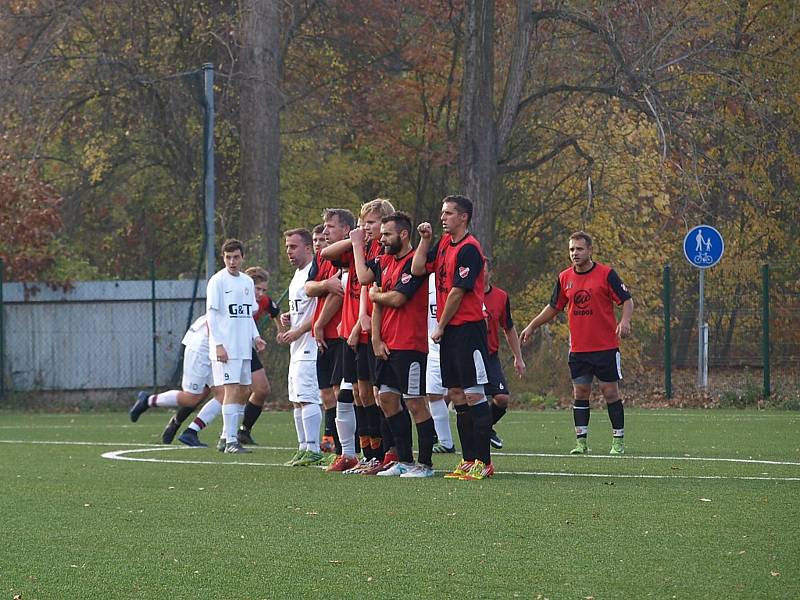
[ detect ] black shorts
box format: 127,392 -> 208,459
484,352 -> 509,397
439,320 -> 489,390
356,342 -> 376,383
341,342 -> 358,384
316,338 -> 343,389
375,350 -> 427,397
251,348 -> 263,373
568,349 -> 622,384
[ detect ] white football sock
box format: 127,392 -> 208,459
221,403 -> 240,443
335,401 -> 357,457
293,406 -> 306,450
150,390 -> 180,408
429,398 -> 454,448
302,403 -> 322,453
188,398 -> 221,432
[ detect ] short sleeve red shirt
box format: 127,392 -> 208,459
426,233 -> 486,327
307,251 -> 342,341
372,249 -> 428,352
336,240 -> 382,340
484,286 -> 513,354
550,261 -> 631,353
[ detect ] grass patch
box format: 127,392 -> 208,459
1,409 -> 799,599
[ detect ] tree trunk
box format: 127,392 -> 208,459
239,0 -> 281,271
457,0 -> 497,259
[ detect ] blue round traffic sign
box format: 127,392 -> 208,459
683,225 -> 724,269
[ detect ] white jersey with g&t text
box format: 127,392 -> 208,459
289,262 -> 317,362
206,268 -> 260,360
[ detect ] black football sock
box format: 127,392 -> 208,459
573,399 -> 590,438
415,417 -> 436,467
490,401 -> 507,426
470,401 -> 492,464
174,405 -> 194,426
366,404 -> 385,461
607,400 -> 624,437
380,411 -> 395,454
241,401 -> 262,431
455,403 -> 476,461
355,405 -> 370,458
388,411 -> 414,463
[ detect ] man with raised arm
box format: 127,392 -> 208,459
410,195 -> 494,480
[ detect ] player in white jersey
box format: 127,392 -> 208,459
278,228 -> 325,466
205,239 -> 265,454
129,314 -> 223,444
426,273 -> 456,453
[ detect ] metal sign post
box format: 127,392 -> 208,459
683,225 -> 724,390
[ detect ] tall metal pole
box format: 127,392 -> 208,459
203,63 -> 216,280
698,268 -> 705,389
150,260 -> 158,390
663,264 -> 672,399
762,263 -> 770,397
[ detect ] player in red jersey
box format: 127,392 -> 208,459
305,209 -> 352,458
411,195 -> 494,480
520,231 -> 633,455
351,212 -> 435,477
322,199 -> 397,473
482,260 -> 526,449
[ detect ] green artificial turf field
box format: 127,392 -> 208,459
1,408 -> 799,599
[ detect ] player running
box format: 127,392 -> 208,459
129,314 -> 222,445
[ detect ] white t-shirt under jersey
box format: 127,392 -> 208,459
182,315 -> 209,355
427,273 -> 439,358
289,261 -> 317,362
206,268 -> 260,360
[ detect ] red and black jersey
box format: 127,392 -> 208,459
484,285 -> 513,354
369,249 -> 428,352
254,294 -> 280,322
425,232 -> 485,327
307,251 -> 342,340
550,261 -> 631,353
334,240 -> 382,340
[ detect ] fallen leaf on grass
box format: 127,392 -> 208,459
771,571 -> 780,577
699,498 -> 712,502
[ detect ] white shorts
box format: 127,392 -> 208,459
211,359 -> 251,386
288,360 -> 321,405
181,347 -> 213,393
426,352 -> 446,397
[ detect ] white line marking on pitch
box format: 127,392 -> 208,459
97,447 -> 800,482
494,451 -> 800,466
4,439 -> 800,467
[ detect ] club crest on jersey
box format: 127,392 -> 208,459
244,288 -> 249,295
565,281 -> 573,290
458,266 -> 470,279
401,273 -> 412,284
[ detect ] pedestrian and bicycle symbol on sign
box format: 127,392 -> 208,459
683,225 -> 724,269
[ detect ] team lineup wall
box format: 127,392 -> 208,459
2,281 -> 206,392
